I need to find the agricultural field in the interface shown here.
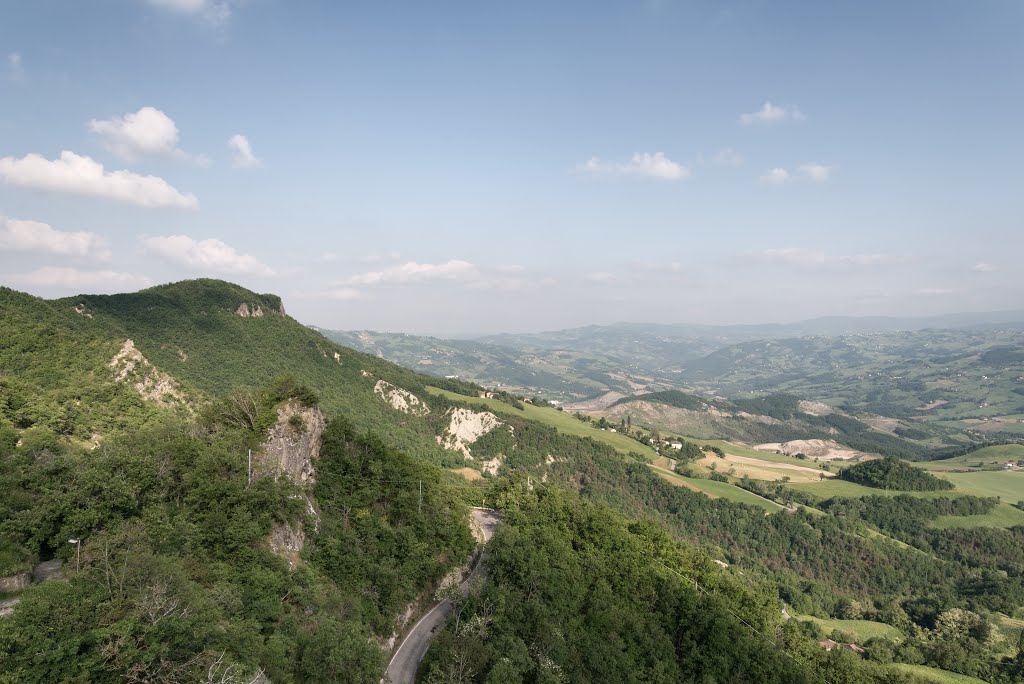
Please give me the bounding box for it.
[921,444,1024,471]
[936,470,1024,503]
[426,387,657,459]
[930,503,1024,529]
[669,438,1024,529]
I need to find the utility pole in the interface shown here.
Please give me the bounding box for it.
[247,449,252,486]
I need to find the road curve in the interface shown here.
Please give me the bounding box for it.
[383,508,499,684]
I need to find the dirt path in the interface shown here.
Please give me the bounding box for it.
[383,508,499,684]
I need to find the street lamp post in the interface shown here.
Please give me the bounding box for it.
[68,538,81,572]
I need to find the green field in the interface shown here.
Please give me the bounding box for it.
[936,470,1024,503]
[922,444,1024,471]
[786,479,965,501]
[651,467,787,512]
[931,502,1024,529]
[796,614,903,642]
[786,469,1024,528]
[888,664,990,684]
[426,387,658,459]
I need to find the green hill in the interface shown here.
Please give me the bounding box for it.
[2,280,1024,683]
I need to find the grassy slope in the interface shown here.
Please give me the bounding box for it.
[921,444,1024,471]
[425,387,657,458]
[796,614,904,642]
[887,664,990,684]
[930,503,1024,529]
[649,464,787,512]
[936,470,1024,502]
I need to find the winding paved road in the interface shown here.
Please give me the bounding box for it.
[383,508,499,684]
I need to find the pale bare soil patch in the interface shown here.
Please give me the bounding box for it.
[699,454,831,483]
[562,391,630,411]
[450,467,483,481]
[916,399,948,411]
[755,439,871,461]
[798,400,834,416]
[653,468,709,495]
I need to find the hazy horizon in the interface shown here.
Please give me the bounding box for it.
[2,2,1022,334]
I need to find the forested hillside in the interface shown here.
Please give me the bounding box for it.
[2,281,1023,683]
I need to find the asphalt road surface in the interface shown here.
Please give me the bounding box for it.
[383,508,499,684]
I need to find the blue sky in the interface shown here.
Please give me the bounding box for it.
[1,0,1021,334]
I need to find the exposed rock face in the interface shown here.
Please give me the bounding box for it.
[436,407,503,459]
[0,597,19,618]
[254,400,326,484]
[0,572,31,593]
[373,380,430,416]
[235,302,265,318]
[268,522,305,570]
[72,303,93,318]
[109,340,190,409]
[255,400,326,567]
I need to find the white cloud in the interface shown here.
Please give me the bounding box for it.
[972,262,997,272]
[577,152,691,180]
[0,151,198,209]
[915,287,954,296]
[7,52,24,82]
[315,252,339,263]
[88,106,199,163]
[799,162,831,182]
[342,260,478,286]
[496,264,526,274]
[327,287,362,300]
[761,163,832,185]
[740,101,806,125]
[228,134,261,168]
[9,266,151,291]
[145,0,233,26]
[751,248,906,269]
[142,235,275,276]
[711,147,744,167]
[760,168,790,185]
[0,215,111,259]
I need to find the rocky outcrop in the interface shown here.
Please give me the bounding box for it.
[373,380,430,416]
[436,407,503,459]
[236,302,265,318]
[0,597,19,618]
[72,303,93,318]
[0,572,31,593]
[255,401,326,567]
[268,522,305,570]
[109,340,190,409]
[254,400,326,484]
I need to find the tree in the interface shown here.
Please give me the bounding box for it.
[299,619,382,684]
